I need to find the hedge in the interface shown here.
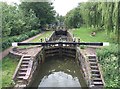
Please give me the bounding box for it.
[2,30,40,50]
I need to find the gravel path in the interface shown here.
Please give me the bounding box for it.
[83,47,96,55]
[0,32,44,60]
[80,46,99,57]
[11,47,42,57]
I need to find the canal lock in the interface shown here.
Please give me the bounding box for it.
[12,30,104,89]
[25,30,88,88]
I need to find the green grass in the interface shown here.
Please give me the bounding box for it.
[0,55,19,88]
[30,31,53,42]
[1,28,115,88]
[72,27,108,42]
[96,44,119,87]
[18,31,53,49]
[1,31,53,87]
[73,27,119,87]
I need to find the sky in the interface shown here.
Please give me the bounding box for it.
[52,0,88,16]
[1,0,88,16]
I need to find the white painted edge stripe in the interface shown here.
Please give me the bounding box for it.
[103,42,109,46]
[12,42,18,47]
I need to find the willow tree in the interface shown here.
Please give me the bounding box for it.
[65,1,119,42]
[78,3,93,27]
[99,2,119,41]
[79,2,119,39]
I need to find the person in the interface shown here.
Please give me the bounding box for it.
[91,31,96,36]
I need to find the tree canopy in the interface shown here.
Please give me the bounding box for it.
[1,2,39,37]
[64,1,120,42]
[1,2,56,37]
[19,2,56,27]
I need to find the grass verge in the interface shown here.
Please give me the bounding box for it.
[1,31,53,87]
[72,27,119,87]
[30,31,53,42]
[97,44,119,87]
[72,27,108,42]
[1,55,19,87]
[18,31,53,49]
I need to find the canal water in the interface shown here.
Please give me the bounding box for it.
[30,56,87,88]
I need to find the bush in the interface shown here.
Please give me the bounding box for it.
[31,30,38,34]
[96,43,119,87]
[19,34,29,41]
[24,30,39,38]
[2,30,40,50]
[97,43,118,60]
[80,45,86,49]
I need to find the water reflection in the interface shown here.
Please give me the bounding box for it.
[38,71,81,87]
[31,57,87,88]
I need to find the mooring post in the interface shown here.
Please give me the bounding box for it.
[73,38,76,47]
[40,38,42,42]
[45,37,49,42]
[73,38,76,42]
[78,38,80,46]
[45,38,49,47]
[78,38,80,43]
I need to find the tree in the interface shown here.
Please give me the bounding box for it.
[2,2,13,37]
[1,2,39,36]
[10,8,39,36]
[65,1,119,42]
[64,7,83,28]
[56,14,65,26]
[19,2,56,28]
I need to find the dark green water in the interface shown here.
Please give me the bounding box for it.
[30,56,87,88]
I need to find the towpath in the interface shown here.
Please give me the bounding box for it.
[0,32,44,60]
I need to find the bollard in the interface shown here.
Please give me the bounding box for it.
[73,38,76,42]
[78,38,80,43]
[45,38,49,42]
[40,38,42,42]
[78,38,80,46]
[73,38,76,47]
